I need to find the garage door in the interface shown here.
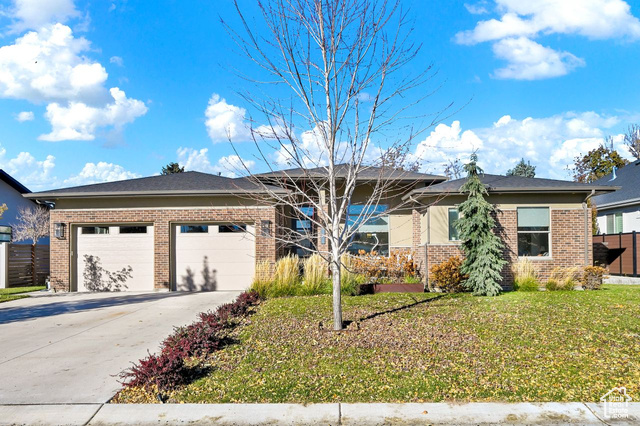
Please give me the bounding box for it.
[173,224,255,291]
[75,225,154,292]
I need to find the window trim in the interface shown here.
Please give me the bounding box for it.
[448,208,460,241]
[179,224,209,234]
[81,226,110,235]
[517,207,552,259]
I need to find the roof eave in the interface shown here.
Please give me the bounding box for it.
[24,189,287,200]
[404,186,618,201]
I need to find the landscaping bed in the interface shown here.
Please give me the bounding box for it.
[0,286,45,303]
[167,285,640,403]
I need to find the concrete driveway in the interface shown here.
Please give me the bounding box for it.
[0,291,240,404]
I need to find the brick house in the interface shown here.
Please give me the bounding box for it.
[25,167,616,292]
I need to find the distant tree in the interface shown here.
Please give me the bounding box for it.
[12,206,50,285]
[0,204,6,219]
[573,140,628,183]
[443,159,463,180]
[162,162,184,175]
[506,158,536,178]
[455,154,506,297]
[624,124,640,160]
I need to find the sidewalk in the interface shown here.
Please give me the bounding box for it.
[1,402,638,425]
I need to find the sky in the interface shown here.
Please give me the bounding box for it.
[0,0,639,191]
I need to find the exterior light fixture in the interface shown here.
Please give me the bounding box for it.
[260,220,271,237]
[54,223,66,239]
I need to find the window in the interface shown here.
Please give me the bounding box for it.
[119,226,147,234]
[81,226,109,235]
[606,213,623,234]
[291,207,315,257]
[0,225,11,242]
[448,208,459,241]
[517,207,550,257]
[219,224,246,233]
[180,225,208,233]
[346,204,389,256]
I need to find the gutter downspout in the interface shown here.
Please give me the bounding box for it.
[583,189,596,266]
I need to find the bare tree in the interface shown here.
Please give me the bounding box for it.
[443,159,463,180]
[224,0,449,330]
[12,206,50,285]
[624,124,640,160]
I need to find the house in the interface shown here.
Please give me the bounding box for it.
[592,161,640,234]
[0,170,50,288]
[25,167,615,292]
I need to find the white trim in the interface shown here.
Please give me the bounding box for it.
[55,206,274,212]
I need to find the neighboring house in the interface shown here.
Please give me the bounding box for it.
[592,161,640,234]
[0,170,50,288]
[25,167,615,292]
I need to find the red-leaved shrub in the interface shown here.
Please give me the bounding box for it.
[119,291,262,392]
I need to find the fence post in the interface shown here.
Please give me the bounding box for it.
[634,231,637,277]
[620,233,623,275]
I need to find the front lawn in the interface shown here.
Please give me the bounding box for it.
[174,285,640,403]
[0,286,46,303]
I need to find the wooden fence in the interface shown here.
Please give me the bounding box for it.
[7,244,50,287]
[593,232,640,276]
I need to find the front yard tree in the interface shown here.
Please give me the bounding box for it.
[456,154,505,296]
[227,0,444,330]
[13,206,50,285]
[506,158,536,178]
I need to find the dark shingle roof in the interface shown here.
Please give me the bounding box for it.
[25,171,287,199]
[592,161,640,209]
[406,174,617,199]
[255,164,445,182]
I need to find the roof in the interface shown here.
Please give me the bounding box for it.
[25,171,287,199]
[255,164,446,182]
[0,169,31,194]
[592,161,640,209]
[405,173,618,199]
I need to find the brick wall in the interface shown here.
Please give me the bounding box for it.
[425,208,591,289]
[49,207,277,292]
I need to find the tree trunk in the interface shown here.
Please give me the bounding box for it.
[31,243,37,286]
[331,257,342,331]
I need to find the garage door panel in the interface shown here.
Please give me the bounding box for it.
[174,224,255,291]
[76,225,154,292]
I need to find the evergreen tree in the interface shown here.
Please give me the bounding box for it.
[506,158,536,178]
[455,154,506,296]
[162,162,185,175]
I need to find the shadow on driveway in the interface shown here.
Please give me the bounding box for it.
[0,292,194,325]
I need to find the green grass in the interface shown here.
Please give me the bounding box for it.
[0,286,45,303]
[173,285,640,403]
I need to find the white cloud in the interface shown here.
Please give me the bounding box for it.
[7,0,80,33]
[204,94,251,143]
[63,161,140,186]
[15,110,34,122]
[0,20,146,140]
[464,2,490,15]
[39,87,147,141]
[414,111,633,179]
[177,147,255,177]
[109,56,123,67]
[492,37,585,80]
[0,146,56,190]
[457,0,640,79]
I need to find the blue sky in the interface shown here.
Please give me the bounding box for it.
[0,0,639,191]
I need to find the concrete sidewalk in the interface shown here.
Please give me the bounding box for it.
[0,402,638,425]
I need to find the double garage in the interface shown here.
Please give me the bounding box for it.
[74,223,256,292]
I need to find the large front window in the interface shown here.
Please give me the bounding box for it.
[347,204,389,256]
[291,206,315,257]
[517,207,550,257]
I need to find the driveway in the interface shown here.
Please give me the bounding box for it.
[0,291,240,404]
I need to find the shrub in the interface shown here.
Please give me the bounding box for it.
[340,254,367,295]
[546,267,579,291]
[404,274,422,284]
[120,291,261,393]
[250,261,274,299]
[512,258,540,291]
[429,256,467,293]
[582,266,605,290]
[350,250,419,282]
[300,254,329,296]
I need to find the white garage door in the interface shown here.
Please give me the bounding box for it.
[76,225,154,292]
[173,224,255,291]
